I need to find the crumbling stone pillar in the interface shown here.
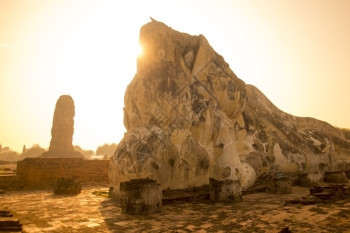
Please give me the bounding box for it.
[120,179,162,215]
[209,178,242,202]
[40,95,83,158]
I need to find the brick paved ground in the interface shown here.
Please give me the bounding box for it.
[1,186,350,232]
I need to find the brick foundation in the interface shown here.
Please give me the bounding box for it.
[0,174,21,190]
[16,158,109,188]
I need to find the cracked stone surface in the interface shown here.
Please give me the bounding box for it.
[2,186,350,232]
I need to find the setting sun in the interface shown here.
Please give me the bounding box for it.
[136,43,143,57]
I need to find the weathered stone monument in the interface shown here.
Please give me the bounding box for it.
[41,95,83,158]
[109,19,247,201]
[109,20,350,201]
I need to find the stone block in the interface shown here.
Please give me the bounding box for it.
[54,177,81,195]
[275,177,292,194]
[324,171,348,183]
[120,179,161,215]
[265,173,292,194]
[345,171,350,179]
[209,178,242,202]
[0,210,22,232]
[296,172,323,187]
[0,218,22,232]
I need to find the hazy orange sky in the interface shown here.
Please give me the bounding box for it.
[1,0,350,152]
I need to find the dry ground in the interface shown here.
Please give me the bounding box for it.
[1,186,350,232]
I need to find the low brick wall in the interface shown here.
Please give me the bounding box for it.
[0,174,20,190]
[17,158,109,188]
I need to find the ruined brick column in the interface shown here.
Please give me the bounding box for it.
[40,95,83,158]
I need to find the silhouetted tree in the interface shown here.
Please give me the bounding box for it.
[0,146,20,161]
[96,143,118,158]
[73,145,94,158]
[21,144,46,158]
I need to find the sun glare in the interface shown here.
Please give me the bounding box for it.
[136,43,143,57]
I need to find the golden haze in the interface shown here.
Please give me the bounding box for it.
[0,0,350,152]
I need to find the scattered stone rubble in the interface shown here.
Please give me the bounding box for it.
[0,210,22,232]
[287,184,350,205]
[115,171,350,215]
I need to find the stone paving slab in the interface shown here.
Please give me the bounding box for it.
[1,186,350,232]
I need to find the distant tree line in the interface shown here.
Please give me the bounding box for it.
[73,145,94,158]
[95,143,118,158]
[0,144,45,161]
[0,145,20,161]
[0,142,118,161]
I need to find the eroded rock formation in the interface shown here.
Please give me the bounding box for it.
[109,20,350,194]
[41,95,83,158]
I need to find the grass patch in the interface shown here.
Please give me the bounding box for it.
[92,191,109,197]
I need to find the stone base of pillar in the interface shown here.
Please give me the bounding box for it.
[209,178,242,202]
[296,172,323,187]
[345,171,350,179]
[120,179,162,215]
[324,171,348,183]
[265,173,292,194]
